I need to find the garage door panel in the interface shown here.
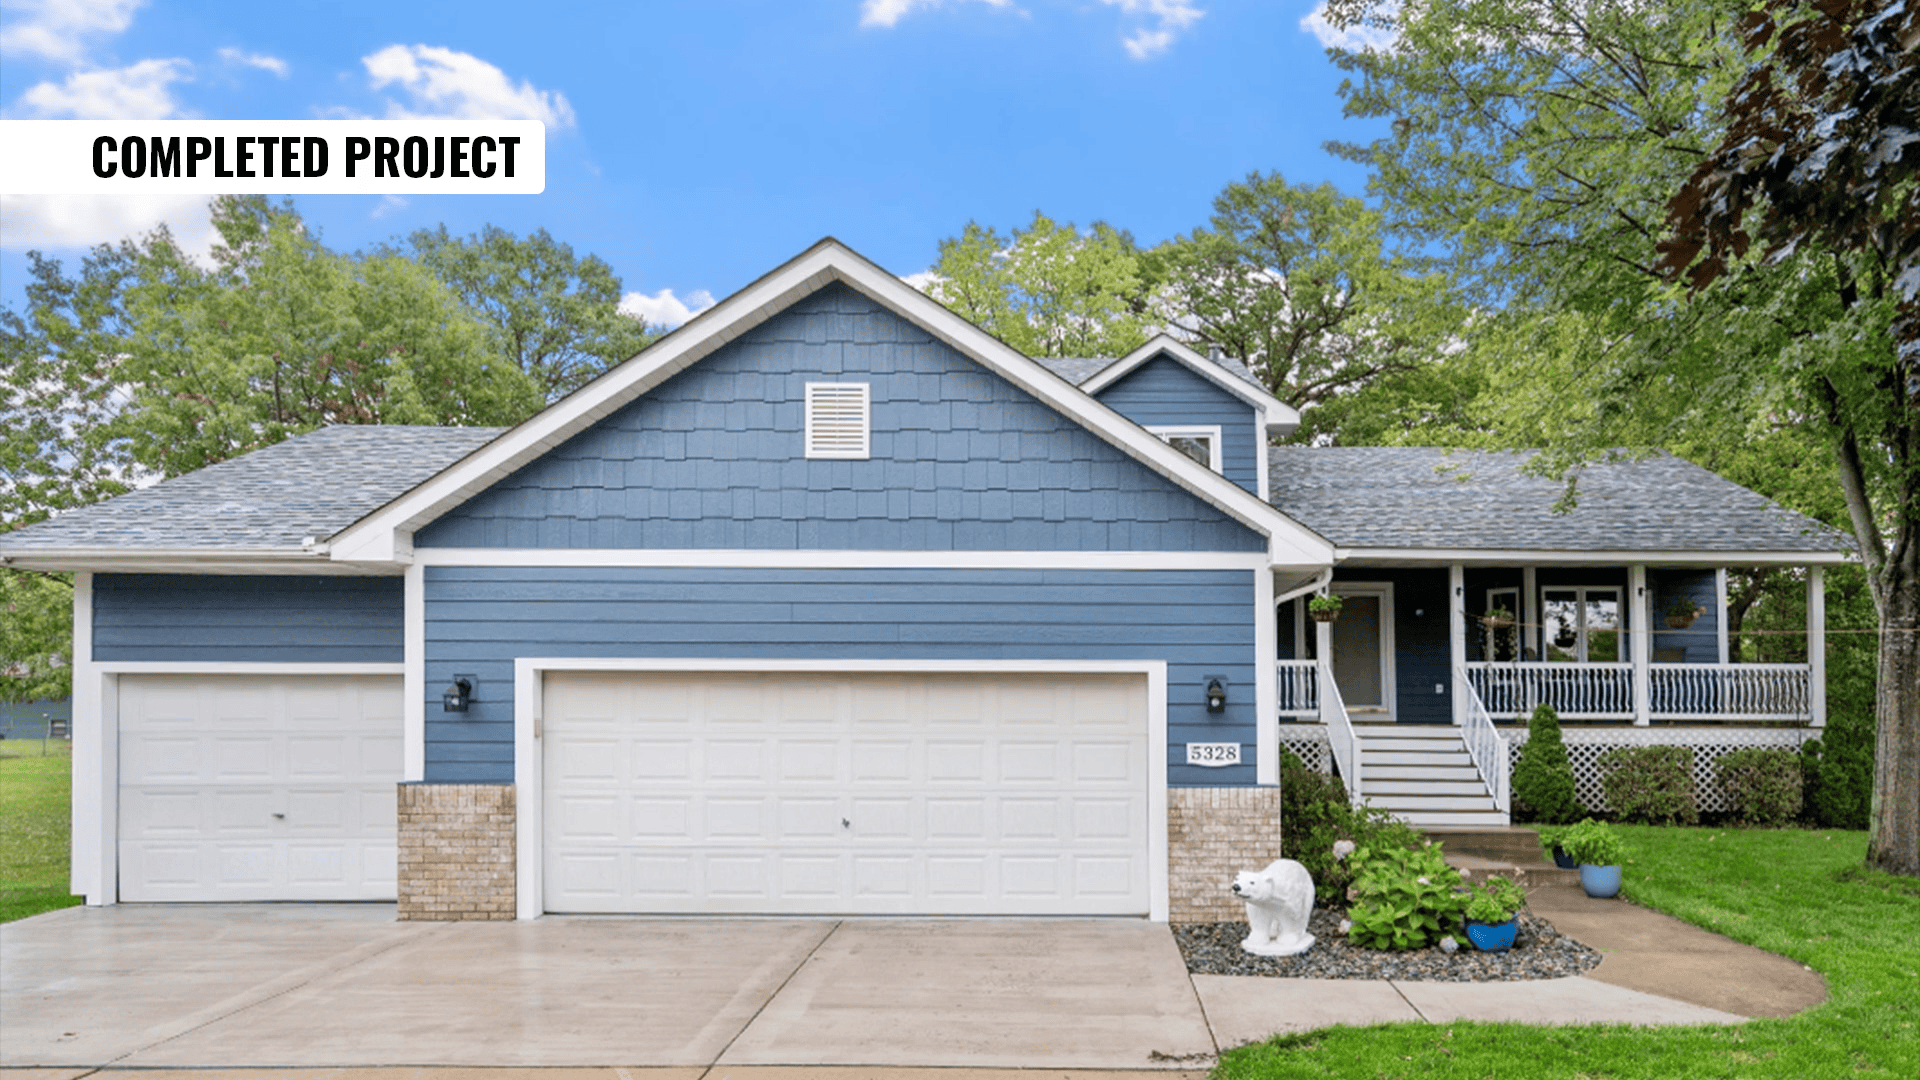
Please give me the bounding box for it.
[544,671,1147,915]
[117,674,401,902]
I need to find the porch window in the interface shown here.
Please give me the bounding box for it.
[1542,588,1622,662]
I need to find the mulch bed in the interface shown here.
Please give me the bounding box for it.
[1175,908,1602,982]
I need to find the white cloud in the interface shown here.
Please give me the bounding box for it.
[8,57,191,119]
[0,0,144,63]
[361,45,576,128]
[1102,0,1204,60]
[619,287,715,330]
[1300,1,1398,52]
[370,194,409,218]
[0,194,217,256]
[900,270,941,291]
[859,0,1010,29]
[217,47,289,77]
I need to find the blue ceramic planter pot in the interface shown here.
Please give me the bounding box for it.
[1580,863,1623,898]
[1464,917,1519,952]
[1552,845,1578,870]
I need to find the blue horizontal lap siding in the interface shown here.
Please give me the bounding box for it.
[92,574,403,662]
[1651,570,1720,664]
[415,283,1261,553]
[423,566,1259,787]
[1093,356,1261,495]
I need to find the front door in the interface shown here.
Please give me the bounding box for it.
[1330,584,1395,722]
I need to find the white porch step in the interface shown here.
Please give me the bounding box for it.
[1360,750,1474,767]
[1366,780,1489,796]
[1367,764,1482,782]
[1367,795,1500,812]
[1352,726,1459,738]
[1362,737,1472,752]
[1392,810,1513,827]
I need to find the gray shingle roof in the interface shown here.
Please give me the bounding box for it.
[1038,352,1270,394]
[0,426,503,552]
[1266,447,1854,554]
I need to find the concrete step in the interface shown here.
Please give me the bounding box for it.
[1366,765,1482,781]
[1359,750,1474,766]
[1388,810,1513,827]
[1365,780,1490,796]
[1367,794,1501,812]
[1443,853,1582,889]
[1423,827,1553,863]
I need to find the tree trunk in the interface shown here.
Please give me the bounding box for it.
[1868,573,1919,875]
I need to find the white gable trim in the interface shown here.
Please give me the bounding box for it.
[1081,335,1301,439]
[326,239,1333,569]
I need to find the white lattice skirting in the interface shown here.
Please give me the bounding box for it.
[1507,727,1816,814]
[1275,723,1814,815]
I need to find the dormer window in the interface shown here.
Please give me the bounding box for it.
[805,382,870,459]
[1147,425,1222,472]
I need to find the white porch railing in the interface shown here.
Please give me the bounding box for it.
[1466,662,1635,718]
[1318,661,1363,809]
[1649,663,1810,720]
[1456,664,1510,812]
[1464,661,1812,722]
[1275,659,1318,717]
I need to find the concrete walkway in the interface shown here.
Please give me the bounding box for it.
[0,886,1825,1073]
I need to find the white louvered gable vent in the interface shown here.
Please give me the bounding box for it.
[805,382,871,459]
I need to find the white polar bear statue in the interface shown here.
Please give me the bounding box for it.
[1230,859,1316,957]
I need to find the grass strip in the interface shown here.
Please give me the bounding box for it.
[0,744,83,923]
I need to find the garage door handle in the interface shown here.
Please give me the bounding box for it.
[273,813,286,819]
[841,818,850,829]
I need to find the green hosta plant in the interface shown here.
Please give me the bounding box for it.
[1562,818,1626,867]
[1344,841,1468,950]
[1463,875,1527,924]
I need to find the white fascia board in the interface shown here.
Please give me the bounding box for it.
[328,239,1333,570]
[1082,335,1302,434]
[92,661,405,675]
[0,550,391,575]
[1335,547,1857,567]
[413,548,1273,570]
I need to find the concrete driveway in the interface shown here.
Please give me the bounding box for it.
[1,905,1218,1071]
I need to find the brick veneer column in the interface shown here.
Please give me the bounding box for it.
[1166,787,1285,923]
[396,783,515,921]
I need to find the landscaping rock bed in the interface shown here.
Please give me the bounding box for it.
[1175,908,1602,982]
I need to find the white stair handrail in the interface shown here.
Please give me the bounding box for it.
[1318,660,1363,809]
[1456,663,1510,812]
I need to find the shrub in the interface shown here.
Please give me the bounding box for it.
[1801,711,1873,829]
[1345,841,1468,950]
[1279,750,1422,905]
[1598,745,1699,825]
[1561,818,1627,866]
[1511,704,1583,824]
[1463,875,1527,924]
[1716,747,1804,826]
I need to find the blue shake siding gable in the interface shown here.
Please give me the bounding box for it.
[1092,355,1263,495]
[92,574,403,662]
[414,283,1263,553]
[421,565,1260,787]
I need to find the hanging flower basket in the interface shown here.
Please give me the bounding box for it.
[1308,595,1343,623]
[1665,615,1699,630]
[1483,607,1516,630]
[1665,601,1705,630]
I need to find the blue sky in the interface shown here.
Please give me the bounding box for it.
[1,0,1384,325]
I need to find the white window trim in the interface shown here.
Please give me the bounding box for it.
[1540,585,1625,663]
[1330,581,1397,721]
[1485,586,1520,661]
[803,381,871,460]
[514,656,1169,923]
[1146,425,1223,472]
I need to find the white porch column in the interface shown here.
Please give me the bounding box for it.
[1522,566,1539,662]
[1449,563,1466,725]
[1630,564,1651,726]
[70,572,114,905]
[1809,566,1827,728]
[1715,568,1731,665]
[1255,568,1279,785]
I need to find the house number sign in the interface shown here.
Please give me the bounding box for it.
[1186,742,1241,767]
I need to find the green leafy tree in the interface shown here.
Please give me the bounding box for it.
[401,224,658,400]
[923,213,1150,358]
[1146,171,1466,426]
[0,572,71,703]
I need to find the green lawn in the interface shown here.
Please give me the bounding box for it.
[1217,826,1919,1079]
[0,742,82,923]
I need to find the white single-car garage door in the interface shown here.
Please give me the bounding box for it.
[542,670,1150,915]
[118,673,402,902]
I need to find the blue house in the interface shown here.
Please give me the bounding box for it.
[0,239,1851,923]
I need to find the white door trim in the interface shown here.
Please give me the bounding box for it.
[71,660,406,906]
[1330,582,1397,723]
[514,657,1170,922]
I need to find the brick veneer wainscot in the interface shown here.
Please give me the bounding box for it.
[1167,786,1285,923]
[397,783,515,921]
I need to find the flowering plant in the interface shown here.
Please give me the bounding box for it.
[1343,842,1468,951]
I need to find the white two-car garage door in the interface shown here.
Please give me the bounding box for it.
[117,674,402,902]
[542,671,1150,915]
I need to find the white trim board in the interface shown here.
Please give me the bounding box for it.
[513,656,1171,923]
[1082,335,1301,438]
[325,239,1334,569]
[1330,581,1397,722]
[411,548,1281,570]
[1336,548,1854,566]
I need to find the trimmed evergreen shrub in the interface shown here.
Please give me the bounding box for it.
[1801,710,1873,829]
[1279,749,1422,905]
[1511,703,1583,824]
[1716,747,1804,826]
[1598,745,1699,825]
